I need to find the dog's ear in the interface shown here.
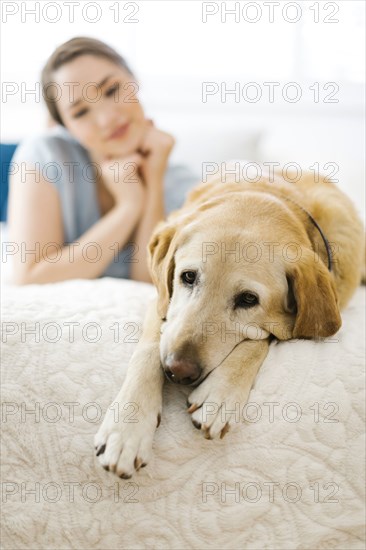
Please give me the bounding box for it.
[286,248,342,339]
[148,221,177,319]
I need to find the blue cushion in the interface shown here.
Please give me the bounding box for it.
[1,143,18,222]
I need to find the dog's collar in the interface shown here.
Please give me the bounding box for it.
[277,194,333,272]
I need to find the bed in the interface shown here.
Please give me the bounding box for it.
[1,276,365,549]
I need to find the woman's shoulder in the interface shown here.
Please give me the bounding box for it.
[12,125,87,166]
[165,163,200,188]
[164,163,201,214]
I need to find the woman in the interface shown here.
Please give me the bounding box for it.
[7,37,198,284]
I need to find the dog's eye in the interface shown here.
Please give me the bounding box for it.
[181,271,197,285]
[234,292,259,309]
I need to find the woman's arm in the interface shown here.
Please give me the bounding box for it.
[7,167,142,284]
[130,123,175,283]
[129,177,165,283]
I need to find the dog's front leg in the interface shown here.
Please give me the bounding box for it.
[94,297,164,478]
[187,339,269,439]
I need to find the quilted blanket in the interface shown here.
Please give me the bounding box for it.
[1,277,365,550]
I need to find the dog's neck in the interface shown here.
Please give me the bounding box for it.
[277,193,333,272]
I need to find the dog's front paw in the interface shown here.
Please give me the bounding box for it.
[94,395,161,478]
[187,371,250,440]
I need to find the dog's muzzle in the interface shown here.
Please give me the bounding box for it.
[163,353,202,385]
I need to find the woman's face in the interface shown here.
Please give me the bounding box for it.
[54,54,147,160]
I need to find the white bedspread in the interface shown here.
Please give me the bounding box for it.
[1,278,365,550]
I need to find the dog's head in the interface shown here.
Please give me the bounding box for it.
[148,194,341,386]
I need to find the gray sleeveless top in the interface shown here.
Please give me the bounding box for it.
[12,125,199,279]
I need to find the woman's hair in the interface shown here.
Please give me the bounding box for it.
[41,36,135,126]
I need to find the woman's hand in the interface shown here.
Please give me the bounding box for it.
[138,120,175,187]
[100,153,146,212]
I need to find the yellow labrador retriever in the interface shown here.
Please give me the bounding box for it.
[95,166,365,478]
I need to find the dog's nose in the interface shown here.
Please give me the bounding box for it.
[164,353,202,385]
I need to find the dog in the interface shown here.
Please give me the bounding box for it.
[95,163,365,478]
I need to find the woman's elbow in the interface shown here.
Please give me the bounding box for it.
[11,265,45,285]
[11,270,33,286]
[130,267,153,284]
